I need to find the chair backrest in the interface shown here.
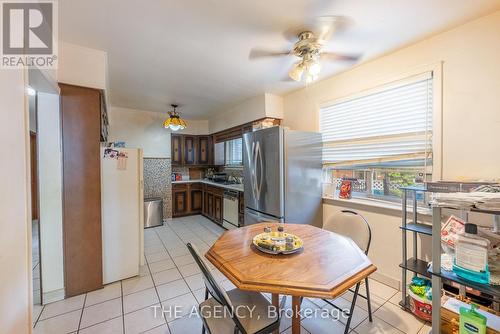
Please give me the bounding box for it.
[186,243,233,309]
[187,243,249,333]
[323,210,372,254]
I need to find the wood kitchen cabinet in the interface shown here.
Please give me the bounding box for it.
[172,182,205,217]
[183,136,197,165]
[214,194,223,224]
[198,136,210,165]
[190,183,203,213]
[238,191,245,226]
[177,182,244,226]
[170,134,213,166]
[202,184,224,225]
[172,184,188,217]
[171,134,183,166]
[60,83,104,297]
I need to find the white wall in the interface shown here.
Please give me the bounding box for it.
[208,93,283,133]
[0,70,32,333]
[108,106,209,158]
[37,92,65,302]
[283,11,500,285]
[58,42,108,90]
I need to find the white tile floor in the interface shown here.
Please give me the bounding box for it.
[33,215,430,334]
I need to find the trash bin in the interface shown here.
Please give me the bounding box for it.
[144,197,163,228]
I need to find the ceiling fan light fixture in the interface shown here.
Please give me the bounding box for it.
[307,61,321,76]
[288,62,305,82]
[305,73,318,84]
[163,104,187,131]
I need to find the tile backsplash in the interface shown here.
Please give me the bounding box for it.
[143,158,172,218]
[221,167,243,179]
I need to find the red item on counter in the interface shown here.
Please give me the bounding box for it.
[339,180,352,199]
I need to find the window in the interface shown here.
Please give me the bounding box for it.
[320,73,433,202]
[225,138,243,166]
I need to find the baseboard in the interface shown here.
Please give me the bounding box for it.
[42,288,65,304]
[370,272,400,290]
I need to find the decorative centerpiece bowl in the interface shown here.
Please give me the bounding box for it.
[252,231,304,255]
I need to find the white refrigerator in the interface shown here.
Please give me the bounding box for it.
[101,147,144,284]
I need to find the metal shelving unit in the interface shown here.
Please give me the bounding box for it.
[430,205,500,333]
[400,185,432,311]
[400,184,500,333]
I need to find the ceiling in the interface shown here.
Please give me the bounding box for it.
[59,0,500,118]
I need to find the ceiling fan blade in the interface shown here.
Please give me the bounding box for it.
[321,52,362,62]
[315,16,350,43]
[249,48,290,59]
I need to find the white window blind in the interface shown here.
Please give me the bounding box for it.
[320,73,433,168]
[225,138,243,166]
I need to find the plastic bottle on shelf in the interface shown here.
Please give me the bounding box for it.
[459,304,487,334]
[453,223,491,284]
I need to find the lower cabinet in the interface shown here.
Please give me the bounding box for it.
[172,183,201,217]
[202,185,224,225]
[214,194,222,224]
[173,182,243,226]
[238,192,244,226]
[190,188,203,213]
[173,185,188,217]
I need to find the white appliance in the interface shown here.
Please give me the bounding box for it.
[101,147,144,284]
[223,190,239,229]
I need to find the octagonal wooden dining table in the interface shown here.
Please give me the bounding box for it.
[205,222,377,334]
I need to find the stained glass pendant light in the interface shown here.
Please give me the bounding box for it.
[163,104,187,131]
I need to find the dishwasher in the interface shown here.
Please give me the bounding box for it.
[222,190,239,229]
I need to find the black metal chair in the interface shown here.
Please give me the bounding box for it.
[322,209,373,334]
[187,243,285,334]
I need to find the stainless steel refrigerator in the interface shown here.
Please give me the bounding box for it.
[243,126,323,227]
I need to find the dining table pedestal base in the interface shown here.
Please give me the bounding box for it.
[272,294,280,334]
[291,296,301,334]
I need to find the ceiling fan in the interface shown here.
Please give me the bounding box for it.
[249,16,361,83]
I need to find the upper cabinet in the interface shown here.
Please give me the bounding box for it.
[171,134,218,166]
[183,136,197,165]
[171,134,183,166]
[170,118,281,166]
[198,136,210,165]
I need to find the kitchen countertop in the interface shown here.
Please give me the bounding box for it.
[172,179,244,192]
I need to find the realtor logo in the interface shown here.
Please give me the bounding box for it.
[1,0,57,68]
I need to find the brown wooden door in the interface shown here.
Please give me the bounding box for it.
[190,189,202,213]
[171,135,183,166]
[60,83,103,297]
[202,189,208,216]
[207,193,214,218]
[30,132,39,220]
[183,136,196,165]
[173,190,188,216]
[197,136,210,165]
[214,195,223,224]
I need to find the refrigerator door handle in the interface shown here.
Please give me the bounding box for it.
[255,142,264,201]
[250,142,255,198]
[250,141,263,201]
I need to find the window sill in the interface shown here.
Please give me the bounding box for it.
[322,196,432,217]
